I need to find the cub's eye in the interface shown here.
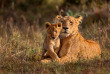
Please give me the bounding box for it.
[70,21,73,25]
[50,31,52,34]
[55,30,57,33]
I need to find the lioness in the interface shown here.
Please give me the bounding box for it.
[56,15,101,64]
[41,22,62,62]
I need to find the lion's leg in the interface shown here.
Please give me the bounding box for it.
[59,56,78,64]
[59,56,70,64]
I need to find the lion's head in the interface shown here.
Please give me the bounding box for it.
[56,15,82,38]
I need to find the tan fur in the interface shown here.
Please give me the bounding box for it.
[41,22,62,63]
[58,15,101,64]
[41,15,101,64]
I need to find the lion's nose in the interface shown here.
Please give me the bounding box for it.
[52,37,55,39]
[63,27,68,30]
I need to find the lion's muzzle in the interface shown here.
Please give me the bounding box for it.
[62,27,69,33]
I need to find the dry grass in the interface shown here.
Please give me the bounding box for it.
[0,16,109,73]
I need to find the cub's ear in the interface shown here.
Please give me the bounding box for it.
[56,15,62,19]
[45,22,51,29]
[57,23,62,28]
[76,15,83,23]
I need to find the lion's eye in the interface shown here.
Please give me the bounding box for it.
[55,30,57,33]
[70,21,73,25]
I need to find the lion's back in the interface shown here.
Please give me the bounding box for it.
[79,39,101,60]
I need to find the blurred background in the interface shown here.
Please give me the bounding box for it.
[0,0,110,73]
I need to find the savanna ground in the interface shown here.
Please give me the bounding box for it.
[0,0,110,73]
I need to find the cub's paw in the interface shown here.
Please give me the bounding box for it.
[41,59,52,63]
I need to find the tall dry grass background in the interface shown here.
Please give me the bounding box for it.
[0,0,110,73]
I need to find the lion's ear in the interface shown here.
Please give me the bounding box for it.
[45,22,51,29]
[57,23,62,28]
[54,15,63,24]
[76,15,83,23]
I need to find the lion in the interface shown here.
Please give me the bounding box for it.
[41,22,62,62]
[56,15,101,64]
[41,15,101,64]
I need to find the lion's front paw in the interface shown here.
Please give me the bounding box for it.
[53,58,60,62]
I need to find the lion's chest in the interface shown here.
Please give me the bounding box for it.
[59,39,71,57]
[59,36,80,57]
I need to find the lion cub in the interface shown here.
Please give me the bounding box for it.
[42,22,62,61]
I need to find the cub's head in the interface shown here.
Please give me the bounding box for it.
[45,22,62,39]
[56,15,82,37]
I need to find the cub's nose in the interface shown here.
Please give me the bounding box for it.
[52,37,55,39]
[63,27,68,30]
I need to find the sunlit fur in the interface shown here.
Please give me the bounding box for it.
[41,15,101,64]
[57,15,101,64]
[41,22,62,63]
